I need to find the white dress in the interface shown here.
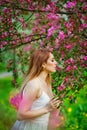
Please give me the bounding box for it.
[11,91,50,130]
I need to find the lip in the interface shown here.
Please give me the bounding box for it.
[55,66,57,69]
[54,67,56,70]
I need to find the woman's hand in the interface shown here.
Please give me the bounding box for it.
[46,97,61,112]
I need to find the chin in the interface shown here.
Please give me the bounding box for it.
[47,69,56,73]
[53,70,56,72]
[51,69,56,73]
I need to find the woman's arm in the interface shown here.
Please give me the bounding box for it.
[17,80,49,120]
[17,80,60,120]
[17,106,49,120]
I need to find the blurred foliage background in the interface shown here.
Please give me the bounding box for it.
[0,0,87,130]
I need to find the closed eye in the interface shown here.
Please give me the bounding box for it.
[51,59,55,62]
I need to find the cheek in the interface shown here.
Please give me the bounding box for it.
[46,62,55,69]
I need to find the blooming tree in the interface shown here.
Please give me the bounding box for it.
[0,0,87,94]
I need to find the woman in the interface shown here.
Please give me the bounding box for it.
[11,48,61,130]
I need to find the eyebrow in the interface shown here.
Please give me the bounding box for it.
[51,57,55,59]
[52,56,55,58]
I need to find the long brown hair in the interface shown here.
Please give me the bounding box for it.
[20,48,52,91]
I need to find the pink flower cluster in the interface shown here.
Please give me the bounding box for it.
[58,31,66,40]
[45,4,51,11]
[47,13,60,21]
[48,26,56,37]
[25,45,31,51]
[65,58,75,65]
[58,85,66,91]
[19,0,31,3]
[65,58,77,72]
[0,41,8,47]
[81,23,87,29]
[83,5,87,10]
[66,65,77,72]
[10,92,22,109]
[65,44,72,50]
[83,56,87,61]
[1,32,8,38]
[66,1,76,8]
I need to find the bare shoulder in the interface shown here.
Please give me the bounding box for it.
[24,78,40,93]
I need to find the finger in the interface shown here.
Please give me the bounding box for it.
[51,96,56,100]
[57,105,60,109]
[53,102,60,107]
[50,103,54,109]
[55,102,60,108]
[52,102,61,108]
[52,99,60,104]
[51,97,59,101]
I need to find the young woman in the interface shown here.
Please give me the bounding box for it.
[11,48,61,130]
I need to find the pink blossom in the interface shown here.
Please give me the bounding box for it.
[25,36,31,42]
[49,47,54,51]
[64,22,72,28]
[55,44,59,49]
[27,0,31,3]
[83,56,87,61]
[67,31,72,36]
[73,65,77,70]
[2,32,8,38]
[19,0,24,2]
[55,38,59,49]
[10,93,22,109]
[70,58,75,64]
[58,31,66,40]
[40,41,44,46]
[56,65,62,71]
[81,15,87,21]
[66,65,71,72]
[65,44,72,49]
[47,13,57,20]
[58,85,65,91]
[81,64,85,68]
[10,27,14,31]
[45,5,51,11]
[0,45,3,48]
[3,8,8,13]
[25,45,31,51]
[12,41,16,45]
[64,77,69,82]
[66,1,76,8]
[61,51,65,59]
[32,27,37,32]
[50,2,56,13]
[0,16,2,21]
[81,23,87,29]
[47,13,60,21]
[65,58,75,65]
[40,28,46,34]
[18,17,24,23]
[4,0,9,2]
[47,26,55,37]
[83,5,87,10]
[9,18,12,23]
[2,41,8,45]
[80,0,85,2]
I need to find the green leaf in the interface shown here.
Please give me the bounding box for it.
[83,70,87,77]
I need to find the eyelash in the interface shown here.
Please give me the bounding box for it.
[51,59,55,62]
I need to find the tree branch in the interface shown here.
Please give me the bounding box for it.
[0,35,46,53]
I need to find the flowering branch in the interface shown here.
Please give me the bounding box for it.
[0,35,46,53]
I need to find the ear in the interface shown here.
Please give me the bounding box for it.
[42,63,46,68]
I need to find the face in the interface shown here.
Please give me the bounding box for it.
[43,53,57,73]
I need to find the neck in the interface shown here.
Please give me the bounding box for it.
[38,70,49,82]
